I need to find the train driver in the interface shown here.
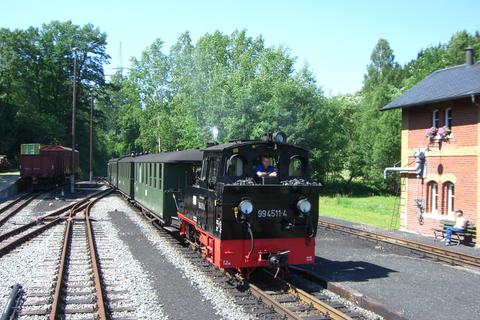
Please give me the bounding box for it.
[256,155,277,177]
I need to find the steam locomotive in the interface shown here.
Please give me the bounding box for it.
[107,132,320,271]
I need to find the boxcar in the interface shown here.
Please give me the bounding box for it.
[20,144,79,184]
[132,150,202,226]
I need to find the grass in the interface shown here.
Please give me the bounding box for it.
[319,195,400,230]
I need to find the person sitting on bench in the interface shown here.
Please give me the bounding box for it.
[442,210,467,245]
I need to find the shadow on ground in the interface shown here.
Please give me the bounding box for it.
[301,256,398,283]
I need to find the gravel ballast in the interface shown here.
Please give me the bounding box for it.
[0,224,64,307]
[91,198,168,320]
[96,195,253,320]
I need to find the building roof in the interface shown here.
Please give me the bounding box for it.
[381,62,480,110]
[132,150,203,163]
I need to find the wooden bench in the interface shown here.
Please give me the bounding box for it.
[433,220,476,246]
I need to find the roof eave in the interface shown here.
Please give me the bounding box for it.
[381,93,479,111]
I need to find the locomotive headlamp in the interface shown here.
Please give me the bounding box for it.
[239,200,254,216]
[272,131,287,144]
[297,199,311,214]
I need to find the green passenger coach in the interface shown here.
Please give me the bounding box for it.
[118,156,135,198]
[108,150,202,226]
[107,158,119,188]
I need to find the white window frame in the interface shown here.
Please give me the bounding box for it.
[447,182,455,217]
[431,182,438,214]
[432,109,439,128]
[445,108,452,129]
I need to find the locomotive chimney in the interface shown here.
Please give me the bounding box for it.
[466,47,474,66]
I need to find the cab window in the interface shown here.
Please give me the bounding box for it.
[226,155,246,177]
[255,155,279,172]
[207,157,219,187]
[289,156,305,176]
[200,158,208,181]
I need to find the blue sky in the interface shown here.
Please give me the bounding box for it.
[1,0,479,95]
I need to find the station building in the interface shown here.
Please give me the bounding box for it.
[382,48,480,244]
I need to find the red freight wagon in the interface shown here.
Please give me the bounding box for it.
[20,144,79,184]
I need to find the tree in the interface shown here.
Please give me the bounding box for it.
[0,21,109,176]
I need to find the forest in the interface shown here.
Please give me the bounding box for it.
[1,21,479,194]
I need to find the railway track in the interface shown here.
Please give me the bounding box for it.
[17,188,137,319]
[0,192,40,228]
[236,269,355,320]
[176,224,367,319]
[318,220,480,269]
[0,188,110,258]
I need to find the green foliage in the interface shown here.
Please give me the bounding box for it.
[0,21,109,176]
[113,30,340,182]
[2,22,480,190]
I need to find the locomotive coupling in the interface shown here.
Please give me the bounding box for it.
[268,250,290,268]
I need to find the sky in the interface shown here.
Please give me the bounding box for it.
[1,0,479,96]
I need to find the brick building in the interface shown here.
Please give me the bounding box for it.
[382,48,480,244]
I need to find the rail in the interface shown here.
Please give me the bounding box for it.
[235,269,353,320]
[49,189,112,320]
[318,220,480,269]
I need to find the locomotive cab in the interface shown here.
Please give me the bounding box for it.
[179,133,320,270]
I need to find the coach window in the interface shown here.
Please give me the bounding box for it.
[149,163,153,186]
[158,163,163,189]
[445,108,452,129]
[153,163,157,188]
[145,163,149,186]
[226,155,245,177]
[289,156,305,176]
[143,163,147,185]
[147,163,150,186]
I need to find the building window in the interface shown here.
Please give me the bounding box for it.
[445,108,452,129]
[432,110,439,128]
[427,181,438,214]
[444,182,455,215]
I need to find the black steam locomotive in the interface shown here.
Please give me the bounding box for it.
[108,132,321,271]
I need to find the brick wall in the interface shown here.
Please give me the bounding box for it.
[407,99,478,149]
[405,156,477,234]
[402,98,478,236]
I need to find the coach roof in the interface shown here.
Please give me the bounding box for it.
[132,150,203,163]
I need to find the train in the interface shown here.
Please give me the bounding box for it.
[107,132,321,272]
[20,144,80,185]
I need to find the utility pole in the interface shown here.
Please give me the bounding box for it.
[70,47,79,193]
[89,93,94,182]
